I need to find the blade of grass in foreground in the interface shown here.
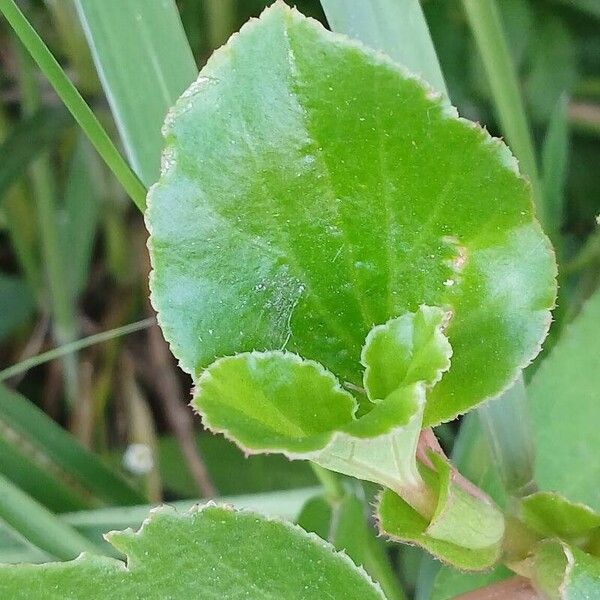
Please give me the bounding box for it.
[76,0,197,186]
[0,318,154,382]
[0,0,146,211]
[0,473,100,560]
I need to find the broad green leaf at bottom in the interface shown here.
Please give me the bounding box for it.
[0,504,385,599]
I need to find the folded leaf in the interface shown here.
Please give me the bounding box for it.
[147,1,556,426]
[0,504,385,599]
[378,455,504,570]
[362,305,452,401]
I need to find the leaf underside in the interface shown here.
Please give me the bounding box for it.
[147,1,556,426]
[0,505,384,599]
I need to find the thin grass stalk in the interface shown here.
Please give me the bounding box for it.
[0,0,147,211]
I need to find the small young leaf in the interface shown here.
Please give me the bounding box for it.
[361,305,452,401]
[520,492,600,540]
[193,350,357,454]
[532,540,600,600]
[147,1,556,426]
[0,505,385,599]
[378,455,504,570]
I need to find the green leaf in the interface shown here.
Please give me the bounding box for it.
[148,1,556,427]
[0,273,35,341]
[0,505,385,599]
[75,0,197,186]
[378,454,504,570]
[532,541,600,600]
[362,305,451,401]
[193,350,425,500]
[519,492,600,540]
[194,351,357,454]
[529,287,600,510]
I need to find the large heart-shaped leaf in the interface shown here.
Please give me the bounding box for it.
[0,504,384,599]
[147,1,556,425]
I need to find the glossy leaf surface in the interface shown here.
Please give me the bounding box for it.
[147,1,556,426]
[0,505,384,599]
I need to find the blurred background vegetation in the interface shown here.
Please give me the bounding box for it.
[0,0,598,595]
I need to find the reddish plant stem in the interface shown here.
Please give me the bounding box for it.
[417,428,496,505]
[454,576,540,600]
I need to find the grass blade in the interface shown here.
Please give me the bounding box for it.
[0,318,153,382]
[0,473,100,560]
[0,385,146,506]
[542,96,569,241]
[461,0,545,228]
[0,436,88,513]
[59,135,103,301]
[0,0,147,211]
[0,487,320,563]
[320,0,448,98]
[75,0,197,186]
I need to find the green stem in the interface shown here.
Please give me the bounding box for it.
[0,0,147,212]
[0,473,100,560]
[0,318,154,383]
[461,0,546,229]
[14,40,80,406]
[204,0,235,49]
